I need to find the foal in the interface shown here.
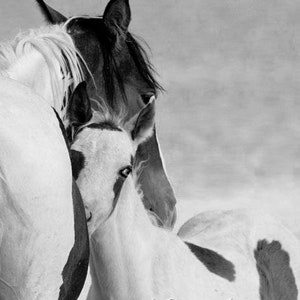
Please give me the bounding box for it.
[69,84,300,299]
[69,85,234,300]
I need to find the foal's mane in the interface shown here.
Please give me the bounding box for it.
[0,25,85,121]
[95,18,163,110]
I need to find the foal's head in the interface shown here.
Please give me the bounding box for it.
[69,83,155,234]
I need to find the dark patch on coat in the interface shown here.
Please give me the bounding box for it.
[70,150,85,180]
[52,108,70,151]
[185,242,236,282]
[51,109,89,299]
[87,121,121,132]
[254,239,298,300]
[58,180,90,300]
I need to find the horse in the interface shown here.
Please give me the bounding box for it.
[0,25,89,299]
[36,0,177,229]
[69,83,300,299]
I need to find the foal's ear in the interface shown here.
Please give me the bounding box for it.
[68,82,92,126]
[36,0,67,24]
[125,97,155,146]
[103,0,131,39]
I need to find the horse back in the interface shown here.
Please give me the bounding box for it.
[178,209,300,299]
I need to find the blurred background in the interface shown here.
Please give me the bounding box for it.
[1,0,300,236]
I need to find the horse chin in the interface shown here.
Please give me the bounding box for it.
[86,207,112,236]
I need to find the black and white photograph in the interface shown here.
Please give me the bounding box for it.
[0,0,299,299]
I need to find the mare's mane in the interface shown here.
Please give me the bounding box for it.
[0,25,85,121]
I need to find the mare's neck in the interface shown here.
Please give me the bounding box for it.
[88,178,156,300]
[7,49,59,110]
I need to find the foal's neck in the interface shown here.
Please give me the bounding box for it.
[89,178,155,300]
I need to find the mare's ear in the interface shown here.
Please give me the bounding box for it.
[36,0,67,24]
[103,0,131,41]
[125,97,155,146]
[68,82,92,126]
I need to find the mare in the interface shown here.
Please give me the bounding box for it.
[36,0,177,229]
[69,84,300,300]
[0,26,89,299]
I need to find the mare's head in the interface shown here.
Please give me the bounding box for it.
[37,0,159,112]
[36,0,177,229]
[69,82,155,234]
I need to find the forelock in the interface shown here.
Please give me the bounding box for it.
[74,125,132,157]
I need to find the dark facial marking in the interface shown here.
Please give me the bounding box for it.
[87,121,121,132]
[254,240,298,300]
[108,176,126,218]
[71,121,121,143]
[185,242,235,282]
[70,150,85,180]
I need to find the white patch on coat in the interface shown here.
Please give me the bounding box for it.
[0,77,75,299]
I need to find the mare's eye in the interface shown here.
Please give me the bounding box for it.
[119,166,132,178]
[141,93,155,105]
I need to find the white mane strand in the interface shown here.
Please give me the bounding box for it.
[0,25,86,121]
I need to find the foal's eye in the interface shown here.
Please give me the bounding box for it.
[119,166,132,178]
